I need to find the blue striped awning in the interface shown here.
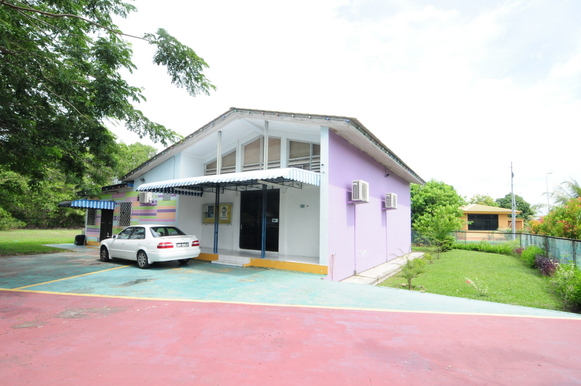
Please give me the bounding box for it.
[137,168,320,195]
[58,199,116,210]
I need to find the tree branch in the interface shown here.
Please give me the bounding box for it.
[0,0,146,41]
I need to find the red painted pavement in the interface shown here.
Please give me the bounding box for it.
[1,291,580,385]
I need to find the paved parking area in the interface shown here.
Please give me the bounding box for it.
[1,247,581,385]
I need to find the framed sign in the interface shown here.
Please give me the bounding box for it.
[203,203,232,224]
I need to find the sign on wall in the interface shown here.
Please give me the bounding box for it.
[203,203,232,224]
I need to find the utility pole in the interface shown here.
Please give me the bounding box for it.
[511,163,516,240]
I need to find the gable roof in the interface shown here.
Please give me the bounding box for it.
[121,107,425,185]
[461,204,521,214]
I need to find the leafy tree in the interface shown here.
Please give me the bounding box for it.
[114,143,158,180]
[0,0,215,185]
[528,198,581,240]
[0,170,84,228]
[467,194,498,207]
[411,180,465,225]
[413,205,465,254]
[0,142,158,228]
[495,194,535,219]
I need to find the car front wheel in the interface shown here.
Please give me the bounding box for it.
[100,247,109,262]
[136,251,150,269]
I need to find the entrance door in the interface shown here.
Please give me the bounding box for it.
[99,210,114,241]
[239,189,279,251]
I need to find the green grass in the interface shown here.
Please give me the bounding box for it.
[379,249,565,312]
[0,229,80,256]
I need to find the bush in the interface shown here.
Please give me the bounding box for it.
[452,241,517,256]
[401,257,427,290]
[551,264,581,311]
[535,255,559,276]
[0,207,25,231]
[521,245,545,268]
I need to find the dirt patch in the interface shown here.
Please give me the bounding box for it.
[114,278,154,287]
[58,306,126,319]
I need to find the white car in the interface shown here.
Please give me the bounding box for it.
[99,225,201,269]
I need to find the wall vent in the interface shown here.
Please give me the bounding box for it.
[351,180,369,203]
[384,193,398,209]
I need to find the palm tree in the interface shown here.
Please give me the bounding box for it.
[552,178,581,206]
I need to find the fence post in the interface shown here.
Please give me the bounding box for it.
[573,240,577,269]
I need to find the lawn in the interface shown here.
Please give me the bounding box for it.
[0,229,80,256]
[379,249,565,312]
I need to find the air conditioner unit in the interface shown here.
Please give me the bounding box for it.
[384,193,398,209]
[351,180,369,203]
[138,192,153,204]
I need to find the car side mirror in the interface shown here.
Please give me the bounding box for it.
[112,235,117,239]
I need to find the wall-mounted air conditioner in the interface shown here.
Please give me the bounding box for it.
[138,192,153,204]
[384,193,398,209]
[351,180,369,203]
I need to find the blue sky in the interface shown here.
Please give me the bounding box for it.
[114,0,581,214]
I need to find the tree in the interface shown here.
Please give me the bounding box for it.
[495,194,535,219]
[552,179,581,207]
[0,0,215,185]
[413,205,465,253]
[528,198,581,240]
[411,180,465,226]
[0,142,158,228]
[467,194,498,207]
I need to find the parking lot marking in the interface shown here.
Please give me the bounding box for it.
[12,265,128,290]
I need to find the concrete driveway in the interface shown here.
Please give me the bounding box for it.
[1,246,581,385]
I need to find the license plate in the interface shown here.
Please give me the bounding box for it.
[176,242,188,247]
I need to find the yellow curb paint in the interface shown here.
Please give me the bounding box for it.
[12,266,128,290]
[195,253,219,262]
[1,288,580,321]
[249,258,328,275]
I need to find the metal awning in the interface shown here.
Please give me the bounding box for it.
[58,199,116,210]
[136,168,320,195]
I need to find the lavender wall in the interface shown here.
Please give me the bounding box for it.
[326,131,411,281]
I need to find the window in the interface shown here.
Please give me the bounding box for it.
[87,209,96,226]
[242,137,281,171]
[119,202,132,227]
[468,214,499,231]
[205,150,237,175]
[243,138,261,171]
[288,141,320,171]
[129,227,145,239]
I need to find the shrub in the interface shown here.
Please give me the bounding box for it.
[453,241,517,256]
[513,247,524,256]
[551,264,581,311]
[535,255,559,276]
[0,207,25,231]
[520,245,545,268]
[401,257,427,290]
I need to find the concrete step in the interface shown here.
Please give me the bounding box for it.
[211,255,251,267]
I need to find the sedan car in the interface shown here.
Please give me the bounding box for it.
[99,225,201,269]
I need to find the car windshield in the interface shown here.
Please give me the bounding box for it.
[150,226,186,238]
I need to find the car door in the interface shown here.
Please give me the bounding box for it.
[123,227,146,260]
[109,227,134,259]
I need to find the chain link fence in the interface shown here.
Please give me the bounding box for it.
[450,231,580,268]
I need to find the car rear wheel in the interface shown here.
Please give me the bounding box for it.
[178,259,190,266]
[136,251,150,269]
[100,247,109,262]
